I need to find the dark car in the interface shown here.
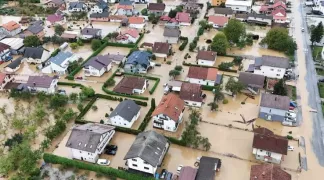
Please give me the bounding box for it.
[160,169,167,179]
[105,149,116,155]
[105,144,118,151]
[319,79,324,83]
[166,172,173,180]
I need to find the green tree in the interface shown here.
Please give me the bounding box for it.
[260,27,297,55]
[104,79,116,87]
[4,133,23,150]
[225,77,244,95]
[50,94,68,109]
[169,70,181,78]
[80,86,95,98]
[157,0,163,3]
[69,93,78,103]
[91,39,102,51]
[273,79,288,96]
[213,86,224,102]
[77,103,83,112]
[208,102,218,111]
[141,8,148,16]
[246,33,254,46]
[54,25,65,36]
[218,62,234,70]
[211,32,229,55]
[310,22,324,46]
[67,61,79,73]
[174,65,183,71]
[77,38,84,46]
[232,56,243,66]
[23,35,41,47]
[223,19,246,45]
[168,9,177,18]
[70,42,78,49]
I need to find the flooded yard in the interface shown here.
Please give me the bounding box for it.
[139,25,167,45]
[99,46,131,56]
[57,85,82,95]
[92,22,120,38]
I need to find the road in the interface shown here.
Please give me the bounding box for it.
[293,0,324,178]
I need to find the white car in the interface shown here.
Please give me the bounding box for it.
[97,159,110,166]
[288,146,294,151]
[288,110,296,113]
[301,28,305,32]
[285,117,296,122]
[176,165,183,174]
[286,112,296,118]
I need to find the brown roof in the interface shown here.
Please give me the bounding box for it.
[208,15,229,26]
[26,75,55,88]
[148,3,166,11]
[238,72,265,88]
[260,93,290,110]
[253,127,274,136]
[206,68,218,81]
[152,93,185,121]
[252,133,288,155]
[0,42,10,52]
[179,166,198,180]
[128,16,144,24]
[2,21,20,31]
[187,66,218,81]
[180,83,203,102]
[113,76,146,94]
[109,15,127,21]
[152,42,170,54]
[250,164,291,180]
[196,51,217,61]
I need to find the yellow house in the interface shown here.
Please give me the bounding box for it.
[211,0,226,6]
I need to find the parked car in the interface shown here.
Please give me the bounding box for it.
[160,169,167,179]
[105,149,116,155]
[288,146,294,151]
[301,28,305,32]
[76,76,83,80]
[285,117,296,122]
[319,79,324,83]
[286,112,296,118]
[97,159,110,166]
[166,172,173,180]
[289,106,295,110]
[105,144,118,151]
[176,165,183,174]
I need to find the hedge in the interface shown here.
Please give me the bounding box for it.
[115,126,141,135]
[58,82,84,88]
[75,97,97,120]
[106,42,136,48]
[179,36,189,51]
[202,85,218,91]
[50,49,60,57]
[43,153,154,180]
[166,137,186,146]
[138,99,155,132]
[149,78,160,95]
[135,33,144,45]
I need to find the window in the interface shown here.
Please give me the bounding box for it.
[276,74,280,76]
[270,68,274,71]
[124,123,126,125]
[144,161,148,164]
[132,164,138,167]
[278,69,281,72]
[266,151,271,156]
[132,159,137,162]
[144,167,149,170]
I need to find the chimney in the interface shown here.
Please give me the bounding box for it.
[33,82,36,86]
[262,172,265,176]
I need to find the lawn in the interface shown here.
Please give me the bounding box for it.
[316,68,324,76]
[312,46,323,61]
[287,85,297,101]
[318,83,324,98]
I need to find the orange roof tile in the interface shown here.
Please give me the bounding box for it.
[152,93,185,121]
[117,4,133,10]
[2,21,20,31]
[128,17,144,24]
[207,68,218,81]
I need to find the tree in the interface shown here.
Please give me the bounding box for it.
[218,62,234,70]
[141,8,148,16]
[4,133,23,150]
[174,65,183,71]
[213,87,224,102]
[208,102,218,111]
[246,33,254,46]
[310,22,324,46]
[225,77,245,95]
[168,9,177,18]
[91,39,102,51]
[77,103,83,112]
[157,0,163,3]
[80,86,95,98]
[77,38,84,46]
[211,32,229,55]
[54,25,65,36]
[67,61,79,73]
[260,27,297,55]
[23,35,41,47]
[223,19,246,45]
[104,79,116,87]
[169,70,181,78]
[51,35,64,44]
[70,43,78,49]
[69,93,78,103]
[50,94,68,109]
[273,79,288,96]
[232,56,243,66]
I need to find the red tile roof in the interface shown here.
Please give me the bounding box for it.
[152,93,185,121]
[196,50,217,61]
[206,68,218,81]
[175,12,191,23]
[117,4,133,10]
[187,66,218,81]
[250,164,291,180]
[128,17,144,24]
[272,1,286,9]
[208,15,228,26]
[47,14,64,23]
[252,133,288,155]
[152,42,170,54]
[179,83,203,102]
[113,76,146,94]
[0,73,7,85]
[2,21,20,31]
[122,29,139,38]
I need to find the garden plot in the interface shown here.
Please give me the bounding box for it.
[92,22,120,38]
[221,75,238,95]
[139,25,166,45]
[83,98,121,123]
[99,46,131,56]
[57,85,82,95]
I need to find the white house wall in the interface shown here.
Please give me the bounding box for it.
[252,148,283,164]
[184,100,202,107]
[109,111,140,128]
[164,37,178,44]
[187,77,215,86]
[129,23,146,29]
[254,66,286,79]
[198,59,215,66]
[126,157,157,174]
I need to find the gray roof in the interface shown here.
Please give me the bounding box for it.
[163,27,181,37]
[256,55,289,68]
[238,72,265,88]
[96,0,108,10]
[214,7,233,15]
[90,12,109,18]
[26,75,55,88]
[235,13,248,19]
[69,2,86,9]
[66,123,115,153]
[5,57,23,69]
[196,156,221,180]
[124,130,169,166]
[49,51,73,66]
[24,47,48,59]
[260,93,290,110]
[27,22,44,34]
[84,54,113,70]
[109,100,141,122]
[126,51,151,68]
[47,0,64,5]
[119,0,133,5]
[215,74,222,85]
[81,28,101,36]
[248,13,273,20]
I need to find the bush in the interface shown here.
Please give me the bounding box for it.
[151,54,156,60]
[166,61,172,65]
[50,49,60,57]
[202,85,217,91]
[287,135,293,140]
[91,39,102,51]
[104,78,116,87]
[174,65,183,71]
[43,153,154,180]
[223,99,228,104]
[141,8,148,16]
[100,120,104,124]
[70,43,78,49]
[232,56,243,66]
[149,78,160,95]
[92,105,98,111]
[179,36,189,51]
[218,62,234,71]
[106,42,136,48]
[115,126,141,135]
[138,98,155,131]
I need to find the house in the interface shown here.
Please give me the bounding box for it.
[113,76,147,94]
[124,130,169,175]
[80,28,102,40]
[184,3,201,13]
[83,54,113,76]
[213,7,233,17]
[5,57,23,73]
[272,8,289,23]
[179,83,203,107]
[26,75,58,93]
[128,17,146,29]
[259,93,290,122]
[0,21,21,37]
[147,3,166,16]
[46,13,65,26]
[23,21,45,39]
[90,12,109,22]
[124,51,153,73]
[152,42,170,58]
[195,156,222,180]
[186,66,219,86]
[133,0,149,3]
[109,15,128,22]
[163,27,181,44]
[175,12,191,26]
[68,1,87,12]
[0,38,24,55]
[247,13,273,26]
[19,17,32,26]
[152,93,185,132]
[312,1,324,15]
[42,51,78,75]
[253,55,289,79]
[235,13,249,21]
[238,72,265,94]
[24,47,50,64]
[0,42,10,61]
[90,0,108,13]
[106,53,126,65]
[250,164,291,180]
[0,73,14,91]
[196,50,217,66]
[211,0,226,6]
[116,29,139,44]
[117,1,134,16]
[225,0,253,13]
[208,15,229,28]
[252,129,288,164]
[44,0,66,10]
[109,100,141,128]
[65,123,115,163]
[61,32,79,41]
[179,166,198,180]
